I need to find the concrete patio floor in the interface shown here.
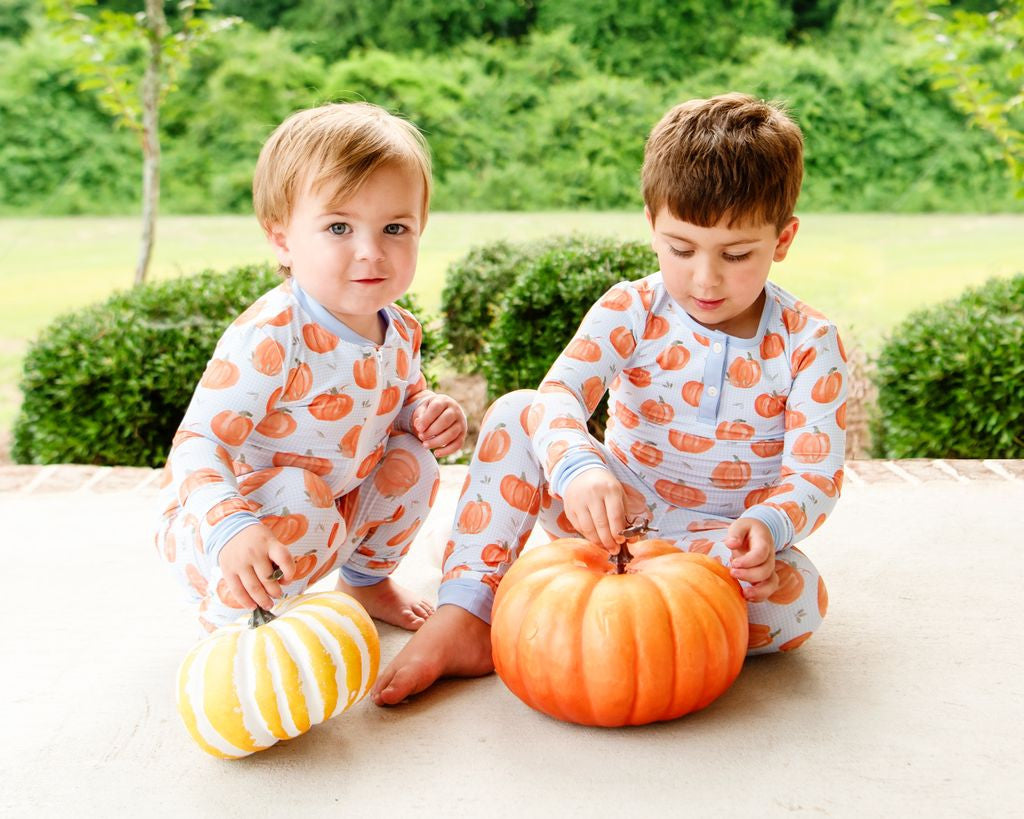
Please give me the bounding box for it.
[2,460,1022,818]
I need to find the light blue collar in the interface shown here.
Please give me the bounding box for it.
[291,280,389,346]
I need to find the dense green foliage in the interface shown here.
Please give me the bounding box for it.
[482,236,656,406]
[12,264,438,466]
[872,273,1024,458]
[0,0,1019,214]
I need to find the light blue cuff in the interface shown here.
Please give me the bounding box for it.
[340,564,387,587]
[437,577,495,624]
[741,505,793,552]
[551,451,608,498]
[206,511,262,565]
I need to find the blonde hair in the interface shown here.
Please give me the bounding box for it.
[642,93,803,232]
[253,102,432,231]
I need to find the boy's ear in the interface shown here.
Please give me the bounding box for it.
[772,217,800,262]
[265,223,292,268]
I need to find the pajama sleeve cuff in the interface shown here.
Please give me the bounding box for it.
[741,506,793,552]
[206,512,263,565]
[437,577,496,624]
[340,565,386,587]
[551,452,609,498]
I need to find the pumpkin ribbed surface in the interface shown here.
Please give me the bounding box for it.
[491,538,748,727]
[176,591,379,758]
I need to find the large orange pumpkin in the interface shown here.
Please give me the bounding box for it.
[490,538,748,727]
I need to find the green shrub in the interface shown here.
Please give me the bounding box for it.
[13,263,439,467]
[872,273,1024,459]
[482,236,656,434]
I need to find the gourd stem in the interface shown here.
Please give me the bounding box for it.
[248,606,277,629]
[615,541,633,575]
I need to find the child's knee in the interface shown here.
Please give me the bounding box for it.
[746,549,826,655]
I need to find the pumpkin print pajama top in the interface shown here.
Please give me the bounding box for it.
[155,279,441,632]
[441,274,847,654]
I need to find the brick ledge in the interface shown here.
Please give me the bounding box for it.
[1,459,1021,495]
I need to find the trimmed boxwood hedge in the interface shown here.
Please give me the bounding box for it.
[13,263,437,467]
[872,273,1024,459]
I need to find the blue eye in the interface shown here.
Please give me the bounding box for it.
[723,252,751,262]
[328,223,350,235]
[383,223,406,235]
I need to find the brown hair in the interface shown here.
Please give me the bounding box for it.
[641,93,803,232]
[253,102,432,231]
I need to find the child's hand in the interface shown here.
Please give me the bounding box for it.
[725,519,779,602]
[562,468,628,554]
[218,523,296,610]
[411,394,467,457]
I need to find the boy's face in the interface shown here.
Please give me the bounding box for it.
[266,162,424,339]
[645,206,799,338]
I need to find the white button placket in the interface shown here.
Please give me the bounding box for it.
[697,334,728,424]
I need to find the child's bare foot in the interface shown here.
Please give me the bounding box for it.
[335,576,434,631]
[371,604,494,706]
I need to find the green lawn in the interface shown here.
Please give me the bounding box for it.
[2,212,1023,438]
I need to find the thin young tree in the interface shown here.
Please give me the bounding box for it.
[46,0,236,285]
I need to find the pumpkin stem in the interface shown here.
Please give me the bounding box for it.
[615,541,633,575]
[248,606,277,628]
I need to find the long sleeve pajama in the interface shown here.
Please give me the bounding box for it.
[440,275,847,654]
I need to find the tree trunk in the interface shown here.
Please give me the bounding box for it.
[134,0,167,287]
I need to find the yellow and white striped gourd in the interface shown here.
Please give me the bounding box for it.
[177,591,379,758]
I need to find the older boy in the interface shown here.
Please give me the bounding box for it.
[155,103,466,633]
[373,93,847,706]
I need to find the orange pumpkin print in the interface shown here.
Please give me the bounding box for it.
[211,410,253,446]
[309,390,353,421]
[610,326,637,358]
[551,415,586,432]
[263,511,309,545]
[754,391,787,418]
[744,482,794,509]
[216,578,244,608]
[566,336,602,362]
[459,472,471,500]
[479,425,511,462]
[751,439,785,458]
[781,307,807,333]
[263,307,293,327]
[810,513,827,534]
[238,467,282,496]
[624,367,652,388]
[545,440,570,474]
[643,313,669,340]
[833,467,845,493]
[710,457,752,490]
[302,322,339,353]
[200,358,240,389]
[759,332,784,360]
[429,476,440,506]
[377,384,401,415]
[669,430,715,453]
[630,440,663,468]
[687,538,714,555]
[205,497,257,526]
[716,420,755,441]
[539,380,574,397]
[336,486,360,529]
[442,564,469,583]
[374,449,421,497]
[252,337,285,376]
[482,542,513,568]
[272,450,333,477]
[387,517,422,548]
[303,471,334,508]
[633,282,655,310]
[811,368,843,403]
[748,623,777,649]
[817,576,828,617]
[501,475,540,514]
[353,355,377,389]
[768,500,808,532]
[640,397,674,425]
[291,551,319,582]
[233,298,266,326]
[793,430,830,464]
[307,550,339,585]
[609,441,629,464]
[527,404,545,436]
[784,407,807,430]
[769,561,805,604]
[458,498,492,534]
[582,376,605,413]
[681,381,704,407]
[656,342,690,371]
[282,363,314,402]
[340,424,362,458]
[687,518,730,532]
[614,402,640,429]
[791,344,816,376]
[801,472,838,498]
[395,348,410,380]
[727,355,762,388]
[693,333,710,346]
[555,510,575,534]
[835,401,847,430]
[355,505,405,538]
[837,332,848,362]
[256,409,297,439]
[779,632,813,652]
[178,468,224,504]
[600,288,632,310]
[442,539,456,567]
[654,479,707,508]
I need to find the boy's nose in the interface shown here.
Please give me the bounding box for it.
[692,258,721,288]
[354,237,385,262]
